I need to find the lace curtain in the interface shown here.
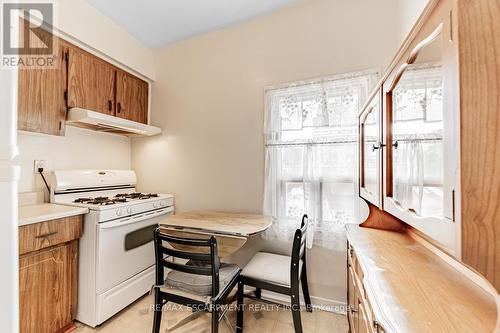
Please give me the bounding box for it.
[263,70,379,250]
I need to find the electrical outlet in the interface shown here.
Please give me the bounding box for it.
[34,160,47,173]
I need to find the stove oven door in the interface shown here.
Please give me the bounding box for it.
[96,207,173,294]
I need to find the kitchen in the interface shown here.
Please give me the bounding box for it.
[1,0,499,333]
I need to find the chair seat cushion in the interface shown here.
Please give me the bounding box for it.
[242,252,302,287]
[166,262,240,296]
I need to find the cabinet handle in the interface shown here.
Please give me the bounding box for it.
[117,102,122,113]
[451,189,456,222]
[392,141,399,149]
[35,231,58,239]
[107,100,112,111]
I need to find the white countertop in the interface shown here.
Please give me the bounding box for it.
[19,204,88,226]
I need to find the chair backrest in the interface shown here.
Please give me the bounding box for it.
[290,214,308,278]
[154,228,221,297]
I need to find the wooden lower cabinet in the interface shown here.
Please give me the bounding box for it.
[347,245,378,333]
[347,267,358,332]
[19,216,83,333]
[19,242,78,333]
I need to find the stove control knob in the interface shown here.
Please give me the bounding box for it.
[127,207,133,215]
[160,200,167,207]
[116,208,123,216]
[153,202,159,208]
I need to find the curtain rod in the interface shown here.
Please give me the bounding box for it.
[394,137,443,142]
[265,69,380,92]
[265,137,443,147]
[265,140,358,147]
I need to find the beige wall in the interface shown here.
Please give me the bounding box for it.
[52,0,156,79]
[16,128,131,193]
[132,0,403,305]
[397,0,430,43]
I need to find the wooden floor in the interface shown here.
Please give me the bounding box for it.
[74,294,348,333]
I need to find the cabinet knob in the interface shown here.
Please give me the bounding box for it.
[117,102,122,113]
[107,100,112,111]
[371,142,386,152]
[392,141,399,149]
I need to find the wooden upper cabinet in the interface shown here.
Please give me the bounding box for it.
[116,70,149,124]
[18,29,67,136]
[67,46,116,116]
[18,20,150,136]
[378,0,459,254]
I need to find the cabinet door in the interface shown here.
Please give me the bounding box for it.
[67,47,116,115]
[359,90,382,207]
[382,4,458,250]
[347,266,358,332]
[358,303,372,333]
[19,242,78,333]
[18,29,67,136]
[116,70,148,124]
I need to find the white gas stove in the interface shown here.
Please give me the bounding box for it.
[50,170,174,327]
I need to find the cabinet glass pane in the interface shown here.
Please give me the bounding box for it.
[362,100,379,199]
[391,34,444,217]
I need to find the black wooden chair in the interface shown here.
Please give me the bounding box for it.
[152,228,241,333]
[236,214,312,333]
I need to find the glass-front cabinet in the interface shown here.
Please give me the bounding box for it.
[383,18,459,242]
[359,89,382,207]
[358,8,459,254]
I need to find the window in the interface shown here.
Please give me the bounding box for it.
[263,70,379,249]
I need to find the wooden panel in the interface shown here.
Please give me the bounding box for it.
[360,202,406,232]
[67,46,116,115]
[116,70,148,124]
[19,216,83,255]
[458,0,500,292]
[19,241,78,333]
[18,24,67,136]
[346,225,497,333]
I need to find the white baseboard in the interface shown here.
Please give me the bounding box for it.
[244,287,347,316]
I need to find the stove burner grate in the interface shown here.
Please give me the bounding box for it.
[73,193,160,205]
[73,196,128,205]
[114,193,159,200]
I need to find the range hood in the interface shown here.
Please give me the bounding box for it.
[66,108,162,137]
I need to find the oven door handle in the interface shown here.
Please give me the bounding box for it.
[100,207,173,230]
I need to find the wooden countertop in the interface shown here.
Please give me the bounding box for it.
[159,210,272,236]
[19,204,88,226]
[346,224,499,333]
